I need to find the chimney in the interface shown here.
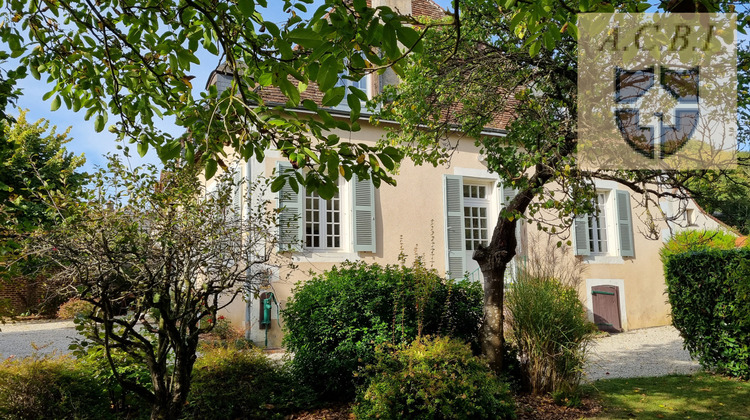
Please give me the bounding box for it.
[371,0,412,15]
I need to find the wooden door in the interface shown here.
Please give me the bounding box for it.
[592,285,622,332]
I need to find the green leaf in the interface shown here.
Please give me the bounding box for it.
[318,180,336,200]
[529,39,541,57]
[237,0,255,17]
[381,23,398,60]
[288,27,323,49]
[322,86,346,107]
[51,96,61,111]
[94,115,105,132]
[396,26,422,53]
[258,72,273,86]
[318,56,341,92]
[347,91,361,121]
[138,142,149,157]
[271,174,286,192]
[205,159,218,180]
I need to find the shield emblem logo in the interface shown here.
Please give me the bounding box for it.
[614,66,700,159]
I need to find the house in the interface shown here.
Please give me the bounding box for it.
[208,0,728,347]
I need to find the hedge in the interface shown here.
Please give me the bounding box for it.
[282,261,483,400]
[664,248,750,379]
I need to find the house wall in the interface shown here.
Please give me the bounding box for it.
[523,179,726,332]
[214,120,729,347]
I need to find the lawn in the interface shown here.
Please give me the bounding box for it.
[587,373,750,419]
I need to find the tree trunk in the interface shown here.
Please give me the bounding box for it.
[479,260,507,374]
[474,215,518,376]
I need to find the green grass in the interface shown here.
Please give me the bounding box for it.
[587,373,750,419]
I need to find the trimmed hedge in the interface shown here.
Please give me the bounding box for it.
[282,261,483,400]
[664,248,750,379]
[660,229,740,262]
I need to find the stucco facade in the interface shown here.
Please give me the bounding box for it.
[211,126,725,347]
[206,0,728,348]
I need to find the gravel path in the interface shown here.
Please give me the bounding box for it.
[584,325,700,382]
[0,320,80,359]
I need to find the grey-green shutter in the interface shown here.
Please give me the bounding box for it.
[276,161,303,251]
[444,175,465,279]
[616,190,635,257]
[573,216,591,256]
[353,175,376,252]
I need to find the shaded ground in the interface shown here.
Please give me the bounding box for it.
[515,394,602,420]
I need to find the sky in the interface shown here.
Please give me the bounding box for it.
[6,0,743,173]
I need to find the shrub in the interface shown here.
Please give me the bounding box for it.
[209,315,243,341]
[56,298,94,319]
[184,343,315,419]
[0,354,113,420]
[353,336,515,420]
[282,260,483,400]
[74,342,152,418]
[660,229,740,262]
[664,248,750,379]
[505,272,595,396]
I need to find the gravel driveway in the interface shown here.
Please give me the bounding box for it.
[0,320,80,359]
[584,325,700,381]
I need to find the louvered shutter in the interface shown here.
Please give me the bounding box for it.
[276,161,303,251]
[616,190,635,257]
[353,175,376,252]
[444,175,465,279]
[573,216,591,256]
[501,184,517,207]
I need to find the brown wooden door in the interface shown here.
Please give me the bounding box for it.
[592,285,622,333]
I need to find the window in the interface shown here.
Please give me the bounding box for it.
[573,189,634,258]
[463,184,489,251]
[336,71,369,92]
[304,181,341,249]
[277,161,376,253]
[588,192,609,254]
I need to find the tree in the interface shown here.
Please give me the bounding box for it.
[376,0,749,373]
[25,156,283,420]
[0,110,87,250]
[0,110,86,316]
[685,155,750,234]
[0,0,436,195]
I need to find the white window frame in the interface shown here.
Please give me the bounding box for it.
[294,179,357,263]
[574,182,635,263]
[462,182,491,252]
[588,192,610,255]
[303,182,342,250]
